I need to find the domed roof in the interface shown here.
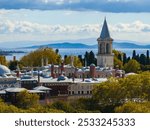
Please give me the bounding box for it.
[90,63,96,67]
[57,75,68,81]
[0,64,11,76]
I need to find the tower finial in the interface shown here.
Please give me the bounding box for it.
[100,17,110,39]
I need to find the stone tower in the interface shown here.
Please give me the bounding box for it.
[97,18,114,68]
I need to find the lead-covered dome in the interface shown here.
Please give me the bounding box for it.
[57,75,68,81]
[0,64,11,76]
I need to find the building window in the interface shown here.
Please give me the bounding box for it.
[69,91,71,95]
[78,91,80,94]
[99,43,102,54]
[106,43,109,54]
[82,91,84,94]
[72,91,74,95]
[87,91,89,94]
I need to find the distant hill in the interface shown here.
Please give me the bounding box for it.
[113,42,150,49]
[23,42,96,49]
[22,42,150,49]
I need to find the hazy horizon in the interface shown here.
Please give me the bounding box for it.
[0,38,150,48]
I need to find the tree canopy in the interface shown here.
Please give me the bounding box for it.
[93,72,150,107]
[64,55,82,68]
[0,55,7,66]
[20,48,62,67]
[124,59,141,73]
[16,90,39,109]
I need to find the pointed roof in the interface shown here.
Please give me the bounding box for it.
[100,18,110,39]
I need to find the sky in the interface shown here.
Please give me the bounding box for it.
[0,0,150,47]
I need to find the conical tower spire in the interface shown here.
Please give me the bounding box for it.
[100,18,110,39]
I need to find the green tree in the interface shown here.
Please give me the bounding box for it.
[132,50,136,59]
[124,59,140,73]
[20,48,62,67]
[16,90,39,109]
[89,51,97,65]
[117,54,122,61]
[113,50,123,68]
[50,101,76,113]
[0,98,22,113]
[0,55,7,66]
[114,57,123,69]
[70,98,100,112]
[64,55,82,67]
[139,54,146,65]
[92,72,150,112]
[84,51,90,66]
[146,50,150,65]
[115,102,150,113]
[93,78,126,106]
[9,60,18,70]
[123,53,127,65]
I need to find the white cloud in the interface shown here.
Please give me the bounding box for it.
[1,19,150,34]
[0,19,100,35]
[0,19,150,43]
[111,21,150,33]
[41,0,80,5]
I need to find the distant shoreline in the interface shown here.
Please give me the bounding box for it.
[0,50,26,56]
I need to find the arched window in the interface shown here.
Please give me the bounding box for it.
[106,43,109,54]
[99,44,102,54]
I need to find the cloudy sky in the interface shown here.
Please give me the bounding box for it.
[0,0,150,47]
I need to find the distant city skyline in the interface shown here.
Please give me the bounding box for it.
[0,0,150,47]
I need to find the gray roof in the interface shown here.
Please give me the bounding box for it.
[4,87,46,94]
[100,18,110,39]
[28,90,46,93]
[33,86,52,91]
[5,88,27,93]
[0,90,6,94]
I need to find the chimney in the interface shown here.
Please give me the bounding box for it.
[41,58,44,67]
[90,64,96,79]
[45,58,48,66]
[82,72,85,82]
[72,73,75,82]
[38,69,40,84]
[51,64,54,78]
[31,67,33,77]
[71,56,74,67]
[13,56,16,61]
[16,71,20,78]
[61,62,64,74]
[16,65,20,78]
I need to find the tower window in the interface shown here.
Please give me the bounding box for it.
[99,43,102,54]
[106,43,109,54]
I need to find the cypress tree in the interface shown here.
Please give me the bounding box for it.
[132,50,136,59]
[146,50,150,65]
[123,53,127,65]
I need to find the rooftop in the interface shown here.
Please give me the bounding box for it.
[100,18,111,39]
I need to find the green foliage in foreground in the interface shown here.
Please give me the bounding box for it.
[16,90,39,109]
[0,72,150,113]
[0,98,64,113]
[115,102,150,113]
[93,72,150,105]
